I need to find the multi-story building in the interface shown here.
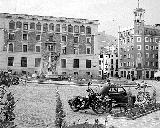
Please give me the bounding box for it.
[99,45,118,79]
[0,13,99,78]
[118,6,160,79]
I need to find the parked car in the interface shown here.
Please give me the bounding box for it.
[100,84,136,111]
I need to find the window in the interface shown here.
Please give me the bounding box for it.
[56,24,60,32]
[155,38,159,43]
[127,62,130,66]
[35,58,41,67]
[150,46,154,50]
[152,54,155,58]
[73,59,79,68]
[68,24,73,33]
[74,72,78,75]
[74,25,79,33]
[111,59,113,64]
[150,38,153,42]
[74,37,79,43]
[8,57,14,66]
[61,59,66,68]
[62,47,66,54]
[43,23,48,31]
[8,33,15,40]
[127,54,131,58]
[123,39,126,44]
[23,23,28,30]
[86,37,91,43]
[131,46,134,50]
[36,22,41,31]
[36,35,41,41]
[155,46,158,50]
[86,26,91,34]
[146,53,149,58]
[100,54,103,58]
[86,47,91,54]
[80,25,85,33]
[156,62,158,67]
[86,72,90,75]
[49,35,54,42]
[137,45,141,50]
[30,22,35,30]
[62,35,67,42]
[145,61,149,67]
[16,21,22,29]
[74,47,79,54]
[23,45,28,52]
[47,45,56,52]
[9,20,15,30]
[120,63,123,67]
[127,37,130,43]
[21,57,27,67]
[86,59,91,68]
[137,37,141,42]
[8,43,13,52]
[155,54,158,59]
[145,37,149,42]
[35,46,41,52]
[23,33,28,40]
[145,45,149,50]
[49,23,54,31]
[62,24,67,32]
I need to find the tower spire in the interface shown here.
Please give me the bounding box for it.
[138,0,140,8]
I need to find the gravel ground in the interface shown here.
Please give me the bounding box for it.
[9,79,160,128]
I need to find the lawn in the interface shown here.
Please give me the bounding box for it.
[8,80,160,128]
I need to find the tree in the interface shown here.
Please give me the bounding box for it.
[0,73,16,128]
[54,89,66,128]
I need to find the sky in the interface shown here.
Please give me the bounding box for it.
[0,0,160,37]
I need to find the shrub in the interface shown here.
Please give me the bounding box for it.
[54,89,66,128]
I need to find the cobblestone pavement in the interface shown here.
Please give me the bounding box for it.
[9,80,160,128]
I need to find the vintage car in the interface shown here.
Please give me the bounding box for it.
[100,84,136,110]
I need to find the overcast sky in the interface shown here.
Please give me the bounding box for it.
[0,0,160,37]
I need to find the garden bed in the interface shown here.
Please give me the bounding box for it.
[112,103,160,120]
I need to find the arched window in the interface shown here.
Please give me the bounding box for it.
[56,24,60,32]
[43,23,48,31]
[23,22,28,30]
[30,22,35,30]
[9,20,15,30]
[62,24,67,32]
[74,25,79,33]
[86,26,91,34]
[80,25,85,33]
[16,21,22,29]
[36,22,41,31]
[68,24,73,33]
[49,23,54,31]
[8,43,13,52]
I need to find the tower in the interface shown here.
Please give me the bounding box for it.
[133,0,145,34]
[133,0,146,79]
